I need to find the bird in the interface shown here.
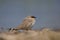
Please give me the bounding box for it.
[9,16,36,31]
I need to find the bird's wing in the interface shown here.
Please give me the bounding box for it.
[16,19,32,29]
[21,19,32,27]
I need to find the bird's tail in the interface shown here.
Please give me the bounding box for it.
[8,28,19,32]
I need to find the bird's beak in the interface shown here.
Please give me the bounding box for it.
[34,16,36,18]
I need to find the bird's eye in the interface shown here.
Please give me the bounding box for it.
[31,16,36,18]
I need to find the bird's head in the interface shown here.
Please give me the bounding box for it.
[26,16,36,19]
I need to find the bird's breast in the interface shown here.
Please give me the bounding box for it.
[31,19,36,26]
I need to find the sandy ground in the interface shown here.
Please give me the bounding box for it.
[0,28,60,40]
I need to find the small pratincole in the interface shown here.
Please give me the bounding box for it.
[9,16,36,31]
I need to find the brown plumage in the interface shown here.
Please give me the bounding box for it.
[9,16,36,31]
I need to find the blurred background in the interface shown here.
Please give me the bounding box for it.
[0,0,60,31]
